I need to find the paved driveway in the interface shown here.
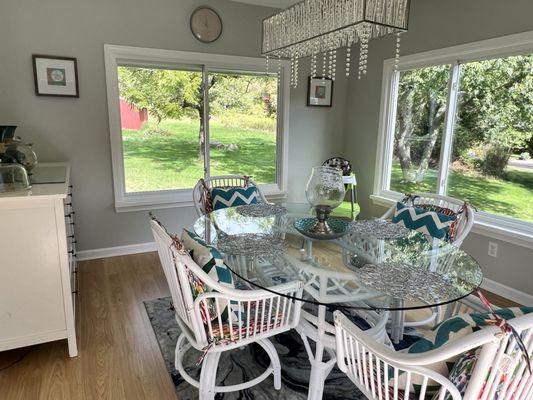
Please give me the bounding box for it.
[509,159,533,170]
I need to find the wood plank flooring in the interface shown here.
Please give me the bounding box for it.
[0,253,177,400]
[0,252,518,400]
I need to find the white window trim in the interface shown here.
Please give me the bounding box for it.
[104,44,290,212]
[373,31,533,248]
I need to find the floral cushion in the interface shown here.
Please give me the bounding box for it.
[391,201,457,241]
[211,186,258,210]
[392,307,533,396]
[436,340,527,400]
[434,349,479,400]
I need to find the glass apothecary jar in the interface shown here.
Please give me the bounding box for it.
[0,163,31,192]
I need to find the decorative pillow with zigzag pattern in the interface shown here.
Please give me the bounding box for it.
[211,186,258,210]
[391,202,457,240]
[181,230,236,325]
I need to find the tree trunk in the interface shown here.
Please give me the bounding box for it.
[198,106,205,160]
[416,99,445,178]
[197,76,217,160]
[395,91,414,179]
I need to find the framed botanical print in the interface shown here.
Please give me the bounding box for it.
[307,76,333,107]
[32,55,79,97]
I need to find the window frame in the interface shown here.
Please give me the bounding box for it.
[373,31,533,247]
[104,44,290,212]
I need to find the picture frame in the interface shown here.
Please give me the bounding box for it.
[307,76,333,107]
[32,55,79,98]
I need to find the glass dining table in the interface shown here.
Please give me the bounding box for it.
[193,202,483,400]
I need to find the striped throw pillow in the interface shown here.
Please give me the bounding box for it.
[211,186,258,210]
[391,202,457,240]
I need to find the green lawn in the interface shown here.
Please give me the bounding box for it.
[122,119,276,192]
[123,120,531,222]
[123,118,359,218]
[390,163,533,222]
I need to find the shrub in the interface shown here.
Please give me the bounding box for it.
[482,145,510,177]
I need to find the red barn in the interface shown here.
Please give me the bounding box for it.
[119,99,148,130]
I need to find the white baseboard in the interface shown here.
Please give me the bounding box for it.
[77,242,156,261]
[481,278,533,306]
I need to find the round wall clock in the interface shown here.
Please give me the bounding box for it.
[190,6,223,43]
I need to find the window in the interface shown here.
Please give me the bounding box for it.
[389,65,450,194]
[105,45,289,211]
[118,66,204,193]
[208,71,279,184]
[374,32,533,244]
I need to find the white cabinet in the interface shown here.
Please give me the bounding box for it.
[0,163,77,357]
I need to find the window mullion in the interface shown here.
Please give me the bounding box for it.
[436,62,461,196]
[202,65,210,179]
[383,69,401,192]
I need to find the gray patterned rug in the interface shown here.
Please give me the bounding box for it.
[144,297,367,399]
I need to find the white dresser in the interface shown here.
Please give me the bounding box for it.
[0,162,77,357]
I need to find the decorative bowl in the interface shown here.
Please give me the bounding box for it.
[293,217,350,240]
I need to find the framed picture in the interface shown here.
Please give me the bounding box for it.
[32,55,79,97]
[307,76,333,107]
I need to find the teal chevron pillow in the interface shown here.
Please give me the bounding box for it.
[211,186,258,210]
[391,202,456,240]
[181,230,235,324]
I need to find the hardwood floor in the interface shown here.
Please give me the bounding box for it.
[0,251,518,400]
[0,253,177,400]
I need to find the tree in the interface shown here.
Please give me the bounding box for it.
[455,55,533,176]
[394,54,533,181]
[118,67,278,158]
[118,67,210,157]
[394,65,448,182]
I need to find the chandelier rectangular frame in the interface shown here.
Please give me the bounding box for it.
[261,0,410,85]
[262,0,410,59]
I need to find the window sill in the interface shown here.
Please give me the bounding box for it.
[115,188,287,213]
[370,194,533,248]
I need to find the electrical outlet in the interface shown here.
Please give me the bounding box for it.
[488,242,498,258]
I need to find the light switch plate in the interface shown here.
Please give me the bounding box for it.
[488,242,498,258]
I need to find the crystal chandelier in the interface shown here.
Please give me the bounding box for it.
[261,0,410,87]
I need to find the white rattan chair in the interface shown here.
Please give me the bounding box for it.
[150,218,303,399]
[192,175,269,217]
[334,302,533,400]
[381,193,476,339]
[380,192,475,248]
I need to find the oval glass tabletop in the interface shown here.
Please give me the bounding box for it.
[193,203,483,311]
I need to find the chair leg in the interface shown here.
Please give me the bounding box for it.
[199,351,221,400]
[258,338,281,390]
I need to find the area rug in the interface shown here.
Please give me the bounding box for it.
[144,297,367,399]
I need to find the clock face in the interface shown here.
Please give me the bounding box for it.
[190,7,222,43]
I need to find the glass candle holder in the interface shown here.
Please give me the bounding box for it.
[305,166,345,234]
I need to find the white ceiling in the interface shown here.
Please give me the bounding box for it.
[230,0,299,9]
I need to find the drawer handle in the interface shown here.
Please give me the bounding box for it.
[72,290,77,294]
